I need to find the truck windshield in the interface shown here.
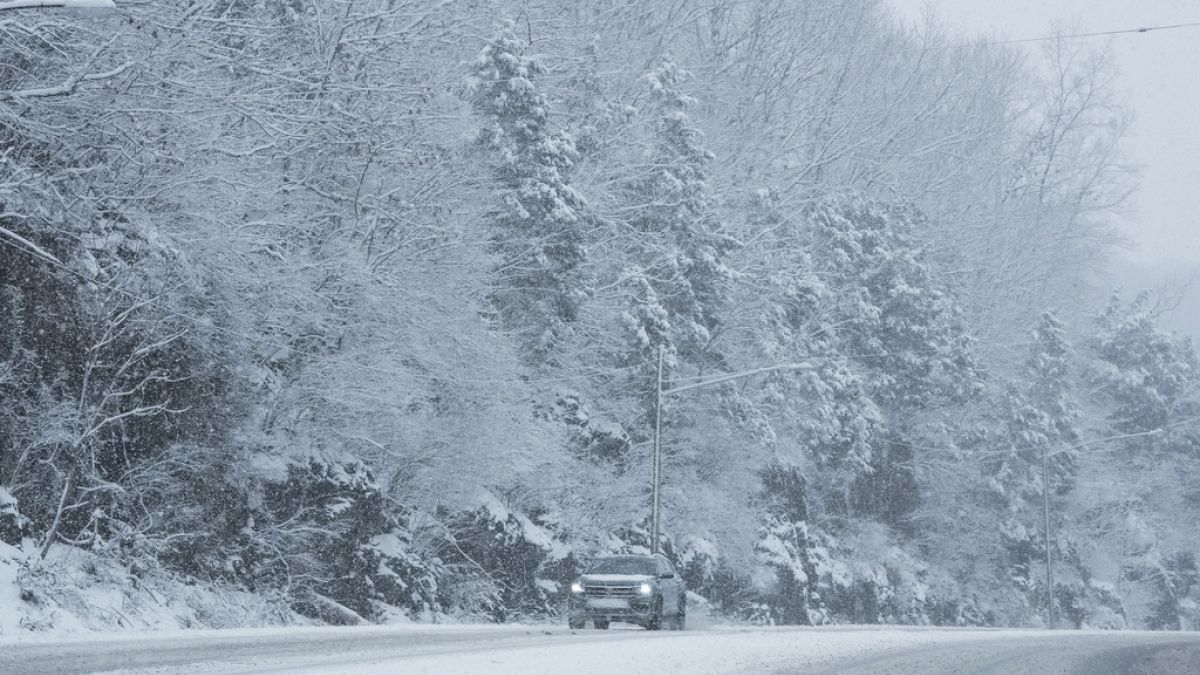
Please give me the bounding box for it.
[585,557,656,575]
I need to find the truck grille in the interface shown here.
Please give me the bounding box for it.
[584,585,637,598]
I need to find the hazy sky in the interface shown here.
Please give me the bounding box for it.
[890,0,1200,336]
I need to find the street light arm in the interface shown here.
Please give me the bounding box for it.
[1043,416,1200,459]
[1037,413,1198,629]
[649,358,813,553]
[0,0,114,11]
[661,363,815,396]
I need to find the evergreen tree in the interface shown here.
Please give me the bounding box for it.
[743,191,879,473]
[807,198,980,411]
[617,273,675,431]
[624,57,738,363]
[1079,294,1200,626]
[1026,311,1083,492]
[804,199,979,525]
[1090,293,1198,437]
[469,22,592,363]
[988,311,1082,505]
[1145,552,1198,630]
[948,312,1084,622]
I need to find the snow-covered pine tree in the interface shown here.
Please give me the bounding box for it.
[985,311,1082,512]
[1076,293,1200,626]
[623,57,738,365]
[800,198,979,528]
[738,188,877,473]
[968,311,1084,621]
[562,36,629,162]
[617,273,674,431]
[1089,293,1198,437]
[469,22,592,364]
[1145,552,1198,630]
[807,198,980,411]
[1026,311,1083,492]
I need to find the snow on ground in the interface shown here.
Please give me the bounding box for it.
[0,540,23,636]
[15,623,1162,675]
[303,626,1069,675]
[0,541,304,639]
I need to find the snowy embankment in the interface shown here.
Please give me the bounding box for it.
[0,540,304,638]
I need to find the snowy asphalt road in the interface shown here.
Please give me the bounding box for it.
[799,633,1200,674]
[2,624,1198,674]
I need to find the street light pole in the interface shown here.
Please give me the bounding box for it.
[648,357,814,555]
[1037,425,1174,631]
[651,345,664,554]
[1041,442,1054,629]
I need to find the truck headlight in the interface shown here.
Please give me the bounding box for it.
[571,581,584,594]
[639,582,653,595]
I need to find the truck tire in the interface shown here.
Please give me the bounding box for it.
[645,599,663,630]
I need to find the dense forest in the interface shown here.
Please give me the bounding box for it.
[1,0,1197,632]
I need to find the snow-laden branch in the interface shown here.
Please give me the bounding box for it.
[0,0,114,12]
[0,222,63,264]
[0,61,132,100]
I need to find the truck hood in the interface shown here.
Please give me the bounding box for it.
[579,574,654,584]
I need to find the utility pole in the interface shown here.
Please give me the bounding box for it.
[651,345,664,554]
[1036,425,1174,630]
[1042,442,1055,629]
[648,357,813,555]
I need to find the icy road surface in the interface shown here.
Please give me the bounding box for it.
[1,624,1198,674]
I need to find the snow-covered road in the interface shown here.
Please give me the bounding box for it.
[2,624,1197,674]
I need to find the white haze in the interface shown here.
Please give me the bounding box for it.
[890,0,1200,340]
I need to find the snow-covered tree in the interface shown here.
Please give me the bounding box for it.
[755,463,819,625]
[2,0,1189,634]
[623,58,738,364]
[1144,552,1198,631]
[470,22,592,364]
[1089,293,1198,437]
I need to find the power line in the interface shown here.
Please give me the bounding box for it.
[501,19,1200,83]
[890,414,1200,460]
[688,20,1200,70]
[963,21,1200,50]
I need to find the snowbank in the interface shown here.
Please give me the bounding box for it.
[0,541,303,638]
